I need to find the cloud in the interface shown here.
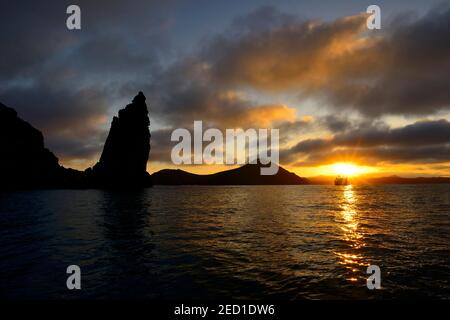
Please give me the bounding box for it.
[0,0,174,165]
[145,56,298,130]
[199,4,450,116]
[207,12,369,90]
[319,115,354,133]
[321,4,450,116]
[1,2,449,171]
[282,119,450,165]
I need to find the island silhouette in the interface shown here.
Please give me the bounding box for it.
[1,91,449,190]
[152,162,309,185]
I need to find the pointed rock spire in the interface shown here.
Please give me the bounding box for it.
[89,92,151,187]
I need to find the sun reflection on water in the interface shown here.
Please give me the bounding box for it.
[334,185,368,283]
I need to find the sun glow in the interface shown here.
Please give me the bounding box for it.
[332,163,366,177]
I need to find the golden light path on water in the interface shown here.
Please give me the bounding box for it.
[334,185,368,283]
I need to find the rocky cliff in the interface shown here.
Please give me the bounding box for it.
[0,102,66,189]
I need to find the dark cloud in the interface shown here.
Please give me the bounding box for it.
[334,119,450,147]
[322,4,450,116]
[46,131,107,160]
[319,115,354,133]
[277,118,315,144]
[229,6,298,36]
[2,85,109,133]
[282,119,450,165]
[148,128,175,162]
[0,1,171,80]
[0,0,174,166]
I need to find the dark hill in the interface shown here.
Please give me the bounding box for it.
[151,163,309,185]
[307,175,450,185]
[367,176,450,184]
[0,102,82,189]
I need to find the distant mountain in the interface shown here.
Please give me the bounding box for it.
[308,175,450,185]
[367,176,450,184]
[151,163,309,185]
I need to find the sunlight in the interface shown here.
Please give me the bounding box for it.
[332,163,366,177]
[334,185,368,283]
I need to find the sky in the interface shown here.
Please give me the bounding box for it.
[1,0,450,177]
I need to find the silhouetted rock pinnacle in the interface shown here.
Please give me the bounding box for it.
[88,91,151,187]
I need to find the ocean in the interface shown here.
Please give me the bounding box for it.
[1,185,449,299]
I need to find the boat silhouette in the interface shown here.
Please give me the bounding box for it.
[334,176,349,185]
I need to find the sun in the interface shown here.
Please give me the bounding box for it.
[332,163,365,177]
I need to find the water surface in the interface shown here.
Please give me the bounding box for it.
[1,185,449,299]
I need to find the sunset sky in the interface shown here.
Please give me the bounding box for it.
[1,0,450,177]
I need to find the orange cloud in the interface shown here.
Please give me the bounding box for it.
[232,104,296,128]
[210,13,371,91]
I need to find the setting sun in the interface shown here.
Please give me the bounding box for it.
[332,163,366,176]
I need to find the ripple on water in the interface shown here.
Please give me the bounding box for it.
[0,185,449,299]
